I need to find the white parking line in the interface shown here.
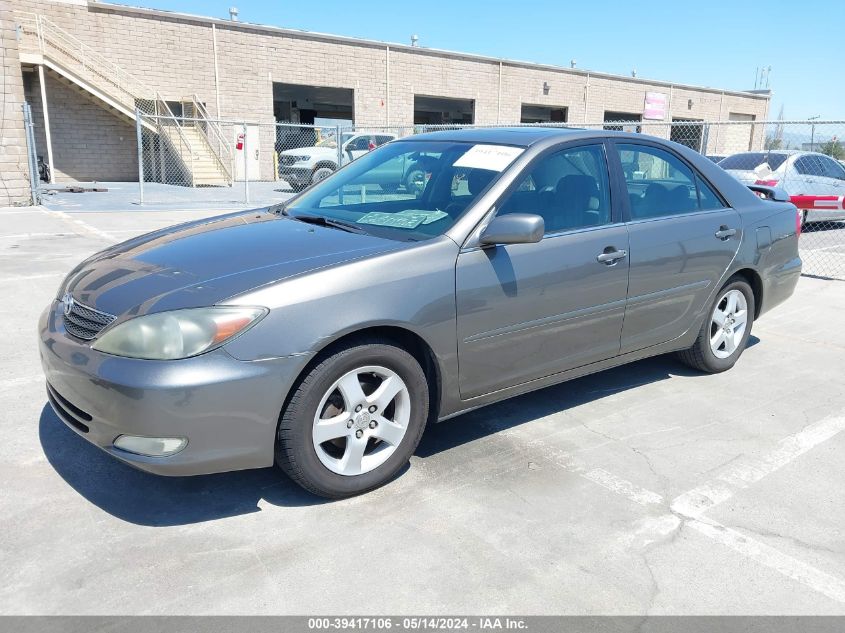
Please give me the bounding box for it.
[582,467,664,505]
[671,415,845,519]
[0,233,75,240]
[0,272,64,282]
[688,517,845,604]
[38,207,117,243]
[0,376,43,390]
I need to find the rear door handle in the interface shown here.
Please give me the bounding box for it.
[715,226,737,240]
[596,248,627,265]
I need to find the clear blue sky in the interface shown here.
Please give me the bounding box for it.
[110,0,843,121]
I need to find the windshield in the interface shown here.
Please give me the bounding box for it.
[283,140,524,241]
[316,133,354,149]
[718,152,789,172]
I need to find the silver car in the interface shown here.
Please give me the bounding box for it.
[40,128,802,498]
[719,150,845,225]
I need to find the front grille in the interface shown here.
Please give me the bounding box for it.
[63,299,116,340]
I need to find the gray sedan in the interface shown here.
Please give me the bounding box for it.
[39,128,802,498]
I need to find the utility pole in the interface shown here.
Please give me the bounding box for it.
[808,115,820,150]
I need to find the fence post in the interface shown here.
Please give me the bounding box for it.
[336,124,343,171]
[135,107,144,205]
[22,103,41,206]
[242,122,250,204]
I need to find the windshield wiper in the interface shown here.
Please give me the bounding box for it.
[284,212,369,235]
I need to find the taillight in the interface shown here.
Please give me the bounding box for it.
[755,179,779,187]
[796,208,802,236]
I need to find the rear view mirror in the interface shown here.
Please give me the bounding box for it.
[479,214,544,246]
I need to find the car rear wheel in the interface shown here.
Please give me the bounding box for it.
[676,277,755,373]
[276,338,429,498]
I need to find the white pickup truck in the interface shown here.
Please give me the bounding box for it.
[278,132,397,190]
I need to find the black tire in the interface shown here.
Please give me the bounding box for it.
[676,276,755,374]
[276,338,429,499]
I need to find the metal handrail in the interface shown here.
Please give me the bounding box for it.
[14,11,203,185]
[188,95,234,183]
[15,12,156,112]
[154,96,195,187]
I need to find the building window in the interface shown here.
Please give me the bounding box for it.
[671,118,704,152]
[413,96,474,125]
[520,104,568,124]
[604,111,642,133]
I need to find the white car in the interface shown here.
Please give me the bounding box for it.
[279,132,397,190]
[719,150,845,225]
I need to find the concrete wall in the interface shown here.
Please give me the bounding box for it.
[1,9,32,206]
[23,69,138,182]
[10,0,770,184]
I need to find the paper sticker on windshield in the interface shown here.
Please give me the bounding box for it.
[358,212,425,229]
[397,209,449,225]
[453,145,524,172]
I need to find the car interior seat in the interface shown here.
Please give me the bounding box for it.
[551,175,603,230]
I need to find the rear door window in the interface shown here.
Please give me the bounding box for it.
[616,144,701,219]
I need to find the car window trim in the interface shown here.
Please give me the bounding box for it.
[606,138,730,222]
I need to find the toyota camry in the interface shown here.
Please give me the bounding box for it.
[39,127,802,498]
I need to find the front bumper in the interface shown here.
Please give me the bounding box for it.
[280,166,311,185]
[38,301,312,476]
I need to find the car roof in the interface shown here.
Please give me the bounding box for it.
[403,126,639,147]
[731,149,798,155]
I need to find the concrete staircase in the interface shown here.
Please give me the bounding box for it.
[159,124,232,186]
[15,11,232,187]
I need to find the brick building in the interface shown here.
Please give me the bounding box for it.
[5,0,770,199]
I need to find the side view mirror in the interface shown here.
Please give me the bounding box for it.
[479,213,544,246]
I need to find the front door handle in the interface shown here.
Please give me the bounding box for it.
[596,248,628,265]
[715,226,737,240]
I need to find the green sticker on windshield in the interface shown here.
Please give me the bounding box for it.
[397,209,449,225]
[358,212,426,229]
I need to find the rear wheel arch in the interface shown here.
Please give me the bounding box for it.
[731,268,763,319]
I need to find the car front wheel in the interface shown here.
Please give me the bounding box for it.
[276,338,429,498]
[311,165,335,184]
[676,277,755,373]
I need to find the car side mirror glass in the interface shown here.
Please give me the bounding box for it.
[479,213,544,246]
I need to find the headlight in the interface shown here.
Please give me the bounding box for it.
[295,155,310,162]
[91,306,267,360]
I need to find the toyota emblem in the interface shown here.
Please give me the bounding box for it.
[62,292,74,316]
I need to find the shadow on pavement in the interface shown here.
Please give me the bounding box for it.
[39,405,326,527]
[40,340,758,526]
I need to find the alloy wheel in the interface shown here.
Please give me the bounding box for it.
[710,289,748,359]
[311,365,411,476]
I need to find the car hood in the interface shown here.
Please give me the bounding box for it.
[65,210,404,317]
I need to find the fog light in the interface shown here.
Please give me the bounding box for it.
[113,435,187,457]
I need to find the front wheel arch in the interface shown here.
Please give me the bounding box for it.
[278,326,442,435]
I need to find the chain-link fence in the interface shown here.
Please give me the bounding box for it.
[135,114,845,280]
